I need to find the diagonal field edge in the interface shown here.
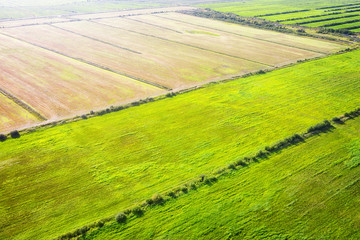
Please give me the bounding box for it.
[0,87,47,121]
[0,32,171,91]
[90,20,273,67]
[48,24,142,55]
[155,14,328,55]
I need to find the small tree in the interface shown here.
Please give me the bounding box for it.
[10,130,20,139]
[115,212,127,223]
[0,134,7,142]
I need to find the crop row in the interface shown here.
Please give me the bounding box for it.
[56,107,360,240]
[321,19,360,28]
[325,5,360,12]
[296,14,359,25]
[278,12,342,23]
[316,2,360,10]
[254,9,310,18]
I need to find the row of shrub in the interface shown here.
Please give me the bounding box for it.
[296,14,359,25]
[321,19,360,27]
[317,27,356,35]
[254,9,310,18]
[316,2,360,10]
[0,130,20,142]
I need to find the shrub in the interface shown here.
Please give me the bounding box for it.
[81,115,87,119]
[190,183,197,190]
[181,186,188,193]
[166,191,176,198]
[10,130,20,138]
[0,134,7,142]
[228,163,236,170]
[124,209,131,215]
[80,226,88,235]
[131,206,143,216]
[96,221,104,228]
[145,198,154,205]
[115,212,127,223]
[332,116,342,123]
[152,194,164,204]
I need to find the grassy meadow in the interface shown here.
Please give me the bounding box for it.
[82,117,360,239]
[1,49,360,239]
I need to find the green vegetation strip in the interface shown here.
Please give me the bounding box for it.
[1,49,360,240]
[79,116,360,239]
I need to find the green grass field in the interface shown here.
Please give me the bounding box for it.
[1,48,360,240]
[82,117,360,239]
[201,0,360,31]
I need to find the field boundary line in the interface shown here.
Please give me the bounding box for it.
[48,24,142,55]
[0,87,47,121]
[124,17,183,34]
[90,20,273,67]
[0,32,171,91]
[155,14,329,55]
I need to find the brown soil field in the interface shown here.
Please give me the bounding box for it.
[0,34,163,129]
[94,15,323,66]
[0,93,39,133]
[2,24,263,89]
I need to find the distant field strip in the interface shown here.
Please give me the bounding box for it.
[1,48,360,240]
[154,13,343,53]
[202,1,360,31]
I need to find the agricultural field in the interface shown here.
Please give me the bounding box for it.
[81,119,360,239]
[0,33,162,129]
[1,48,360,240]
[202,0,360,32]
[80,117,360,239]
[0,8,344,133]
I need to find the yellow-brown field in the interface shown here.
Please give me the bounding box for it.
[0,8,345,133]
[0,94,39,133]
[0,34,162,125]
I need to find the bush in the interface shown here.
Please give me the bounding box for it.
[131,206,143,216]
[115,212,127,223]
[96,221,104,228]
[181,186,188,193]
[0,134,7,142]
[166,191,176,198]
[81,115,87,119]
[10,130,20,138]
[228,163,236,170]
[152,194,164,204]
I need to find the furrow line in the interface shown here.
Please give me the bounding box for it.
[0,32,171,91]
[90,20,273,67]
[156,14,328,55]
[0,87,47,121]
[49,24,142,55]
